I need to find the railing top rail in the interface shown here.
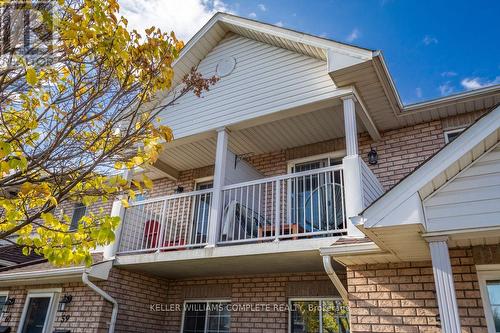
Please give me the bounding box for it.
[222,165,344,191]
[127,188,214,207]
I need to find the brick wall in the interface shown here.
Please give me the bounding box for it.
[2,282,108,332]
[0,268,168,333]
[347,247,488,333]
[163,271,346,333]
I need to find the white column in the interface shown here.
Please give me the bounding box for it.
[206,127,229,247]
[341,94,364,237]
[427,236,461,333]
[103,169,133,260]
[342,94,358,156]
[342,155,364,237]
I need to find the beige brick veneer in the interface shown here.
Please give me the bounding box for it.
[347,247,489,333]
[0,268,168,333]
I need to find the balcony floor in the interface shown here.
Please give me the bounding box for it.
[114,236,343,278]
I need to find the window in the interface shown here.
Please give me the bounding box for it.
[0,291,8,313]
[444,128,465,144]
[191,179,213,244]
[478,267,500,333]
[287,153,345,234]
[289,299,349,333]
[70,202,87,230]
[181,301,230,333]
[19,291,59,333]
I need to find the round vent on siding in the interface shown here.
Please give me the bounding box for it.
[215,57,236,77]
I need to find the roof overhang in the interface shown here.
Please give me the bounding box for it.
[343,105,500,262]
[0,260,112,286]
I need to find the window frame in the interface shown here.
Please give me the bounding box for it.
[288,297,349,333]
[18,289,60,333]
[0,291,9,319]
[286,152,345,232]
[286,151,346,174]
[478,265,500,333]
[180,299,231,333]
[444,127,465,144]
[69,202,87,231]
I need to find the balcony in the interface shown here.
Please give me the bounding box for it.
[117,166,347,255]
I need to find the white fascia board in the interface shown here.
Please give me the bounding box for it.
[319,242,383,257]
[364,192,426,229]
[0,261,113,284]
[362,105,500,227]
[218,14,373,60]
[0,266,85,282]
[327,50,371,73]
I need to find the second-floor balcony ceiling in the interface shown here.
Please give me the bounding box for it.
[144,92,369,181]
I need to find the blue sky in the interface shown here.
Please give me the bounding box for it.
[121,0,500,105]
[230,0,500,104]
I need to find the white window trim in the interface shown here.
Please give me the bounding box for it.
[286,151,346,173]
[477,265,500,333]
[17,291,60,333]
[444,127,465,144]
[194,176,214,187]
[180,299,231,333]
[288,297,347,333]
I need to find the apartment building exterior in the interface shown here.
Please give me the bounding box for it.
[0,12,499,333]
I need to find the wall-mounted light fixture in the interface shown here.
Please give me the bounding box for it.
[175,186,184,194]
[367,147,378,165]
[57,295,73,312]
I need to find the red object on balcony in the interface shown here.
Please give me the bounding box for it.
[143,220,160,249]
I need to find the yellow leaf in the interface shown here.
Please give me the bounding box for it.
[142,175,153,189]
[26,67,38,86]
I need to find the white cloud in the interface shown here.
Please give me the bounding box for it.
[119,0,235,42]
[461,76,500,90]
[438,82,454,96]
[248,12,257,19]
[441,71,457,77]
[423,35,438,45]
[258,4,267,11]
[346,28,360,42]
[415,87,422,98]
[275,21,284,27]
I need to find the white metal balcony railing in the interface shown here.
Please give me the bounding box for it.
[117,166,346,254]
[118,188,213,254]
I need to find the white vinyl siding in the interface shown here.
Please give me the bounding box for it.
[424,146,500,231]
[160,33,337,139]
[360,160,384,208]
[224,150,263,185]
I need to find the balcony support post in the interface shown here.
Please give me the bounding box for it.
[341,94,364,237]
[342,94,358,156]
[103,169,133,260]
[206,127,229,247]
[427,236,462,333]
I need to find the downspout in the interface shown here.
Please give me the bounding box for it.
[322,256,349,303]
[82,269,118,333]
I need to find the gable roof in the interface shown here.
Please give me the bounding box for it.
[157,12,500,136]
[170,12,374,87]
[358,103,500,229]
